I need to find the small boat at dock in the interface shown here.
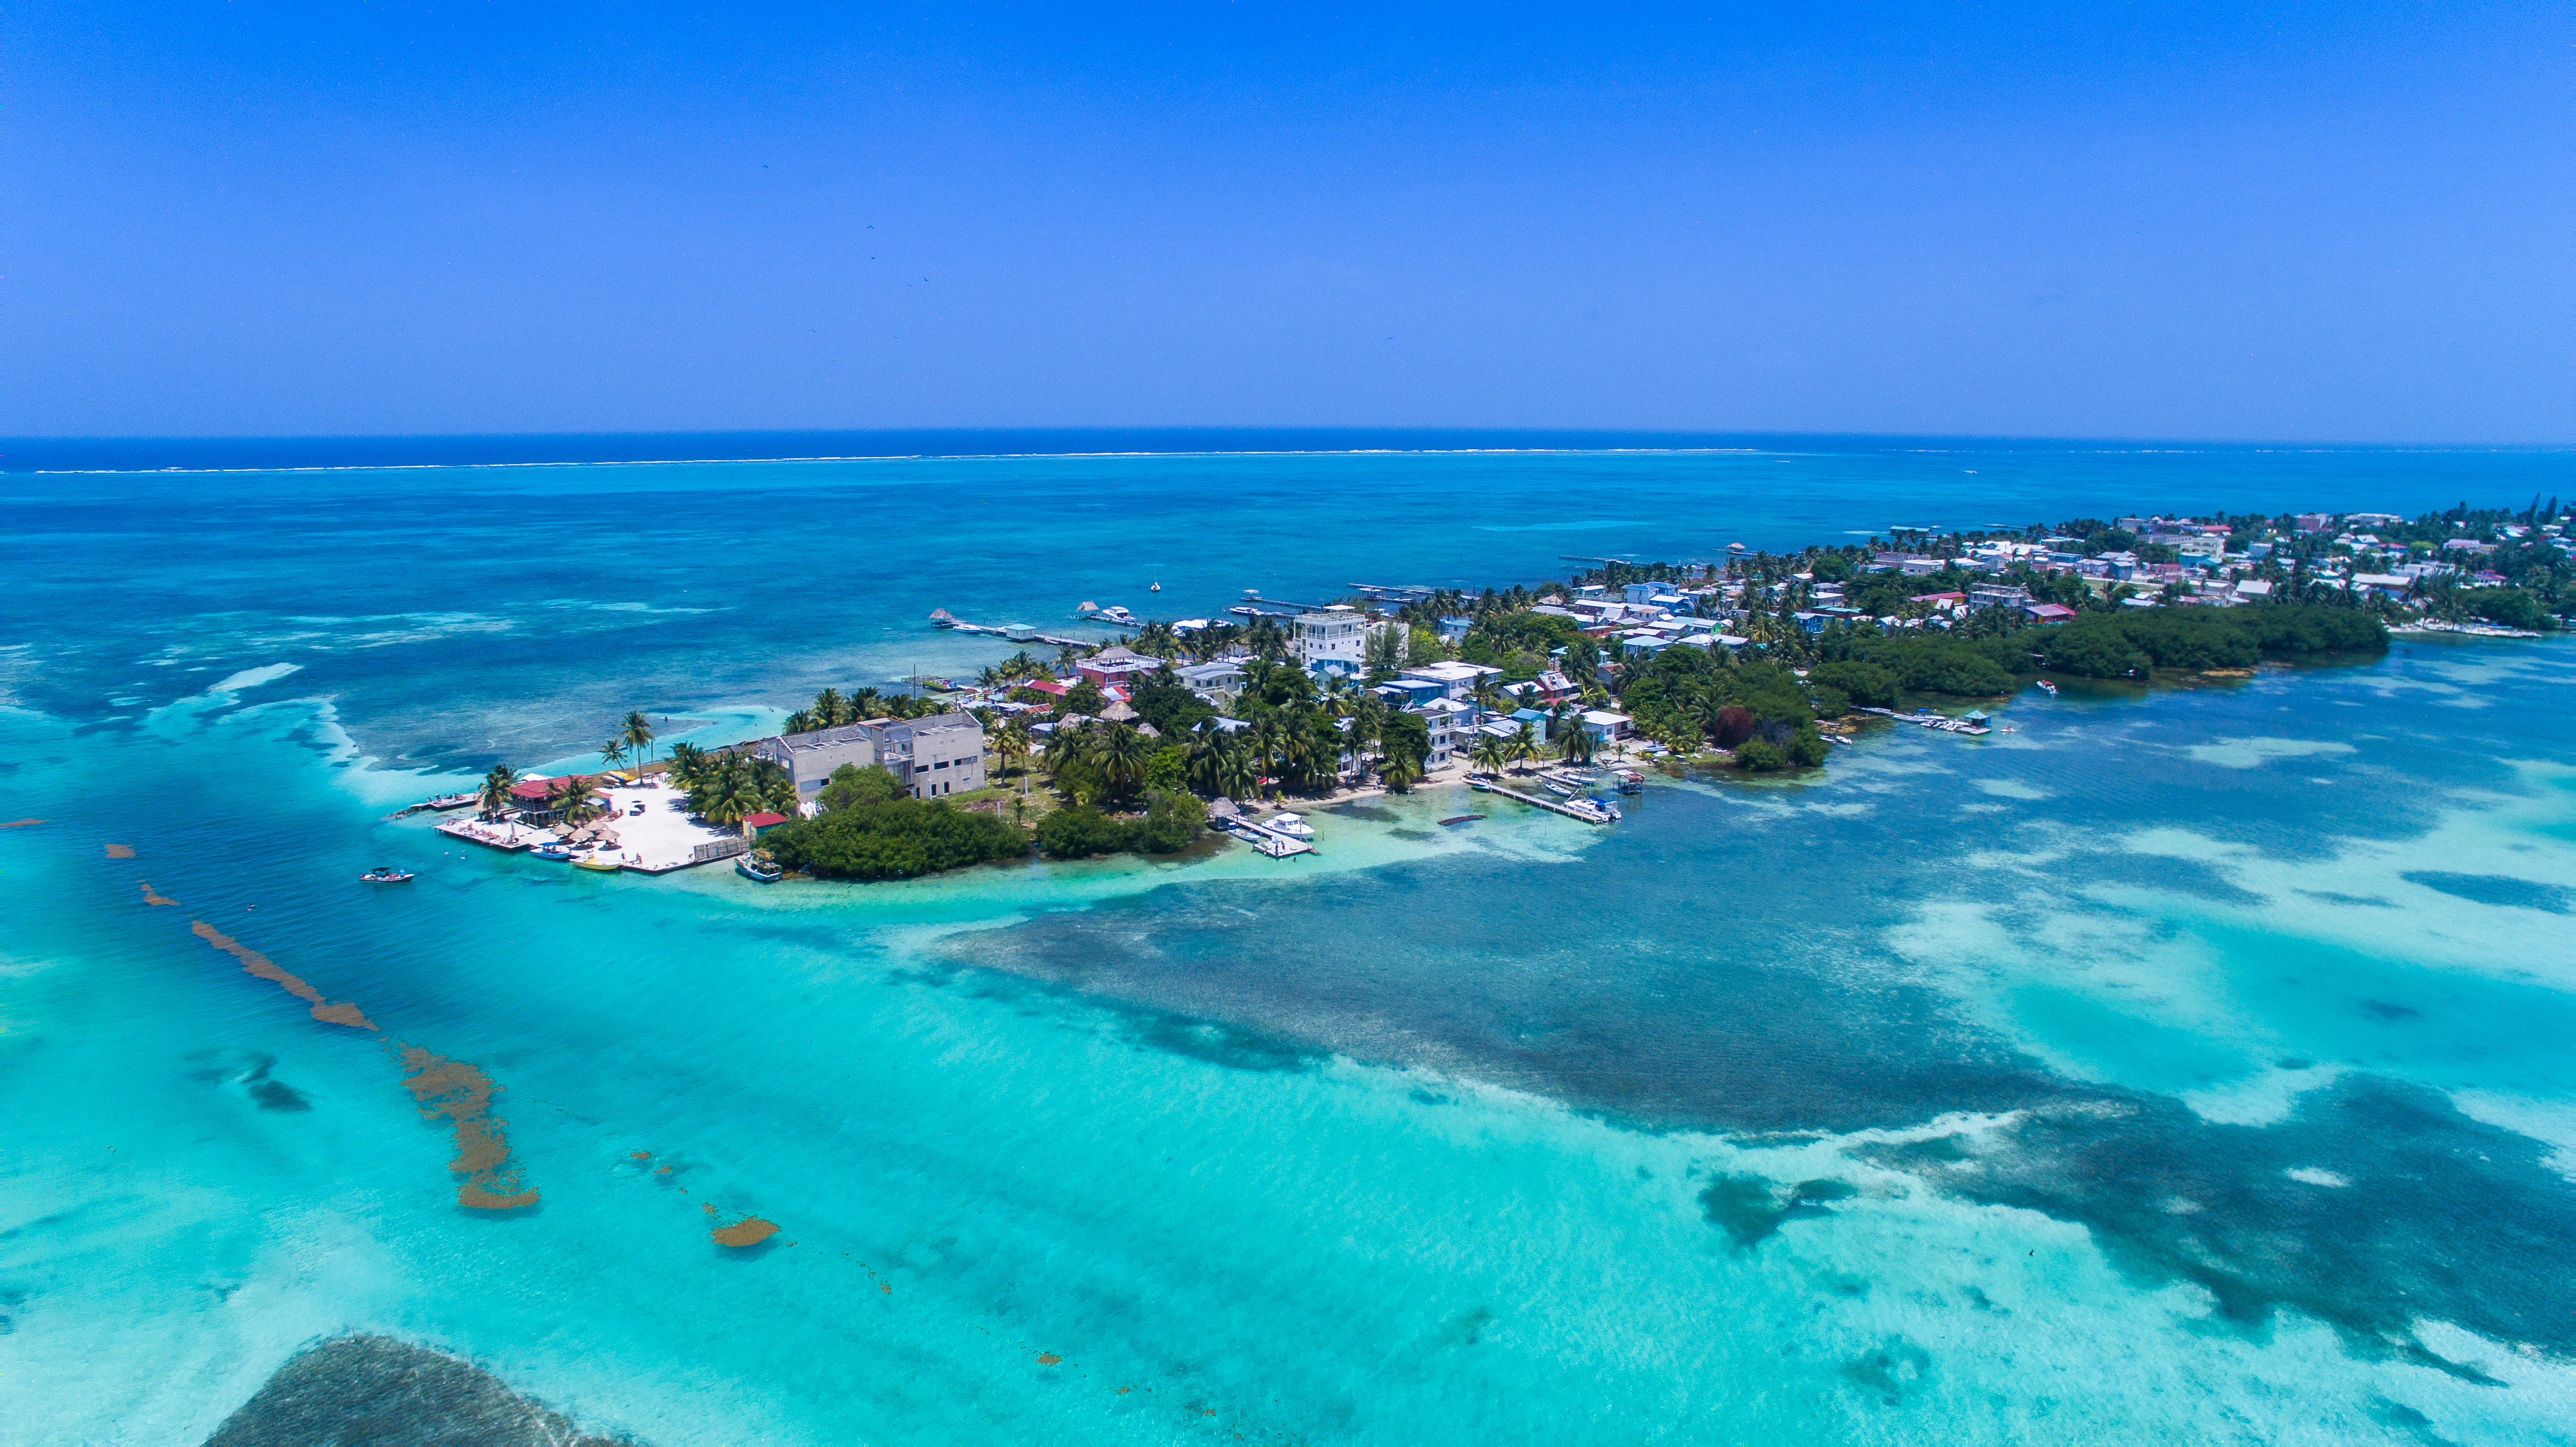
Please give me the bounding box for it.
[574,856,623,873]
[736,856,782,882]
[1264,813,1316,838]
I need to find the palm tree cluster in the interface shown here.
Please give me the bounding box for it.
[1040,720,1161,805]
[781,685,945,736]
[668,743,798,825]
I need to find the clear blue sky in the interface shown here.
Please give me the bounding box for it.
[3,3,2564,442]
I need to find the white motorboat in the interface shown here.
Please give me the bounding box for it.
[1265,813,1316,838]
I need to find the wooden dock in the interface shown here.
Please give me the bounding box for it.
[1858,707,1991,736]
[1472,780,1615,824]
[1222,819,1316,856]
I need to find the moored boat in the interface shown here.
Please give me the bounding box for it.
[1265,813,1316,838]
[736,856,783,882]
[575,856,623,873]
[359,866,414,883]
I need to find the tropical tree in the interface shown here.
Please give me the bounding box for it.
[1380,749,1422,793]
[1469,734,1507,775]
[599,738,630,780]
[554,774,605,825]
[621,711,656,774]
[814,688,850,727]
[1468,674,1507,725]
[1509,722,1538,774]
[666,742,709,790]
[1099,723,1154,801]
[478,764,519,819]
[1214,734,1258,800]
[1558,721,1596,765]
[1000,718,1034,794]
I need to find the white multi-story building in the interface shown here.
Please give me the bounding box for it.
[1294,605,1402,671]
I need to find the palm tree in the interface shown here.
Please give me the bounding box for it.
[1214,734,1258,800]
[1100,723,1152,801]
[1468,674,1506,725]
[1558,722,1595,766]
[620,711,656,776]
[478,764,519,819]
[814,687,849,727]
[1469,734,1507,776]
[1509,721,1537,774]
[667,742,708,791]
[555,774,603,825]
[599,738,630,781]
[1380,749,1422,793]
[999,719,1034,794]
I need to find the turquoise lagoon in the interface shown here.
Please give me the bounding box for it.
[3,447,2575,1444]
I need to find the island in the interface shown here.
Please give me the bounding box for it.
[416,501,2567,884]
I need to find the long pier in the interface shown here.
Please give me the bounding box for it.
[1472,780,1615,824]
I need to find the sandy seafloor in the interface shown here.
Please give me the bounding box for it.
[3,447,2574,1445]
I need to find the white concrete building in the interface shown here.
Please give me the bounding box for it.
[1294,605,1402,671]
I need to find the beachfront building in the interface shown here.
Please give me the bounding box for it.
[1392,660,1502,702]
[1076,645,1162,687]
[1580,710,1633,746]
[1294,605,1402,671]
[747,712,987,802]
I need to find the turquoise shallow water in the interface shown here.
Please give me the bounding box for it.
[5,449,2575,1444]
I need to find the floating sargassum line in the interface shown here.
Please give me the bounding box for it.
[191,919,378,1031]
[397,1046,541,1211]
[172,900,538,1209]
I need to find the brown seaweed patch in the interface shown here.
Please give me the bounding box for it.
[0,818,43,829]
[191,920,376,1030]
[1036,1353,1062,1366]
[139,881,179,906]
[397,1045,539,1211]
[104,844,135,859]
[701,1203,780,1248]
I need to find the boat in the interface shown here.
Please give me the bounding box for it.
[736,856,783,882]
[1149,581,1162,592]
[532,844,573,861]
[575,856,623,873]
[1542,782,1575,798]
[1265,813,1316,838]
[1469,779,1493,792]
[2036,680,2058,696]
[1438,815,1484,826]
[359,867,414,883]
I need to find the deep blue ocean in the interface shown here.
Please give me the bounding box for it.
[3,442,2573,1444]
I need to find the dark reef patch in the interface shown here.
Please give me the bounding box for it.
[204,1334,634,1446]
[240,1055,312,1111]
[942,843,2076,1133]
[1699,1175,1857,1250]
[2358,999,2420,1022]
[1840,1336,1932,1406]
[1855,1077,2576,1368]
[941,787,2576,1377]
[2297,889,2397,908]
[2401,871,2571,914]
